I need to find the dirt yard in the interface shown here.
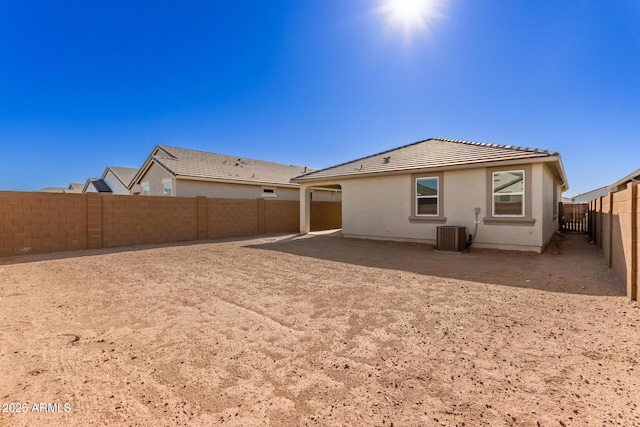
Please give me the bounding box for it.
[0,232,638,427]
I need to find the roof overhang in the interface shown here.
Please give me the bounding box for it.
[609,167,640,193]
[175,175,300,188]
[293,156,569,191]
[128,147,176,190]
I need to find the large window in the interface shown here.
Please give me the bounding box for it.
[416,177,439,216]
[492,170,524,216]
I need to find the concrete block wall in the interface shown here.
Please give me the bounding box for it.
[1,192,341,258]
[206,198,261,239]
[592,184,639,301]
[102,195,199,247]
[265,200,299,233]
[0,192,87,257]
[310,201,342,232]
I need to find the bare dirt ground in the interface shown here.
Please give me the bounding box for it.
[0,232,638,427]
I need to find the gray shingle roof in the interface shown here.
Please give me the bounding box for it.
[293,137,559,182]
[150,146,313,186]
[107,167,138,187]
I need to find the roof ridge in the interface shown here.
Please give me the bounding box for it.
[294,138,435,180]
[157,145,311,169]
[293,137,558,181]
[432,137,555,155]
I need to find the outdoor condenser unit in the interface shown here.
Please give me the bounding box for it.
[436,226,467,252]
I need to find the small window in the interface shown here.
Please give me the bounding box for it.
[142,185,150,196]
[492,170,524,216]
[262,187,277,198]
[163,183,172,196]
[416,177,439,216]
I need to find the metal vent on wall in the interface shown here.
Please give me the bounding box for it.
[436,226,467,252]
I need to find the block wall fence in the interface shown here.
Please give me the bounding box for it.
[590,182,639,301]
[0,191,341,258]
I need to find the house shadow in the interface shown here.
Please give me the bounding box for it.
[0,234,275,266]
[247,231,625,297]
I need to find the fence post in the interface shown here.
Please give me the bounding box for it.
[597,197,603,248]
[608,193,614,268]
[257,198,266,234]
[630,183,638,301]
[196,196,207,240]
[86,193,104,249]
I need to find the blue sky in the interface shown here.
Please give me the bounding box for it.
[1,0,639,196]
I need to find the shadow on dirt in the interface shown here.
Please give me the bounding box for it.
[247,231,624,297]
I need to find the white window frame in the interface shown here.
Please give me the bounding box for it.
[415,176,439,217]
[163,183,173,196]
[492,169,525,217]
[142,182,150,196]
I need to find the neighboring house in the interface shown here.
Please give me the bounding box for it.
[293,137,568,253]
[609,167,640,193]
[81,167,140,194]
[567,186,609,204]
[128,145,341,201]
[83,178,113,194]
[101,166,138,195]
[37,183,84,193]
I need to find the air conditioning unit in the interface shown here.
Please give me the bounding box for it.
[437,226,467,252]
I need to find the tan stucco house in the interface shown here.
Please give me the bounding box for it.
[293,137,568,253]
[82,167,138,194]
[129,145,341,201]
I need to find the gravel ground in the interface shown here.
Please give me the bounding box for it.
[0,231,638,427]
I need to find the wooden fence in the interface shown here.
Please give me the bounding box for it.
[559,203,589,232]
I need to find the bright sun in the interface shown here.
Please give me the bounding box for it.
[375,0,447,41]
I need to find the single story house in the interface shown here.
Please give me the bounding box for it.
[101,166,138,195]
[82,166,138,194]
[292,137,568,253]
[609,167,640,194]
[83,178,113,194]
[567,186,610,204]
[37,183,84,193]
[128,145,341,201]
[82,167,138,194]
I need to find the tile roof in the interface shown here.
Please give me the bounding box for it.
[293,137,560,182]
[106,167,138,187]
[149,145,313,186]
[37,187,66,193]
[67,183,84,193]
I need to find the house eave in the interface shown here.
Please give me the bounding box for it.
[293,156,567,186]
[175,175,300,188]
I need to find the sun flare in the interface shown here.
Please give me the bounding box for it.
[375,0,447,41]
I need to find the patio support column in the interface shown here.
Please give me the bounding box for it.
[300,185,311,233]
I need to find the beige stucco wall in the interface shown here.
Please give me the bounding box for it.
[139,163,175,196]
[176,178,300,200]
[311,189,342,202]
[540,163,559,247]
[305,163,558,252]
[103,171,131,195]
